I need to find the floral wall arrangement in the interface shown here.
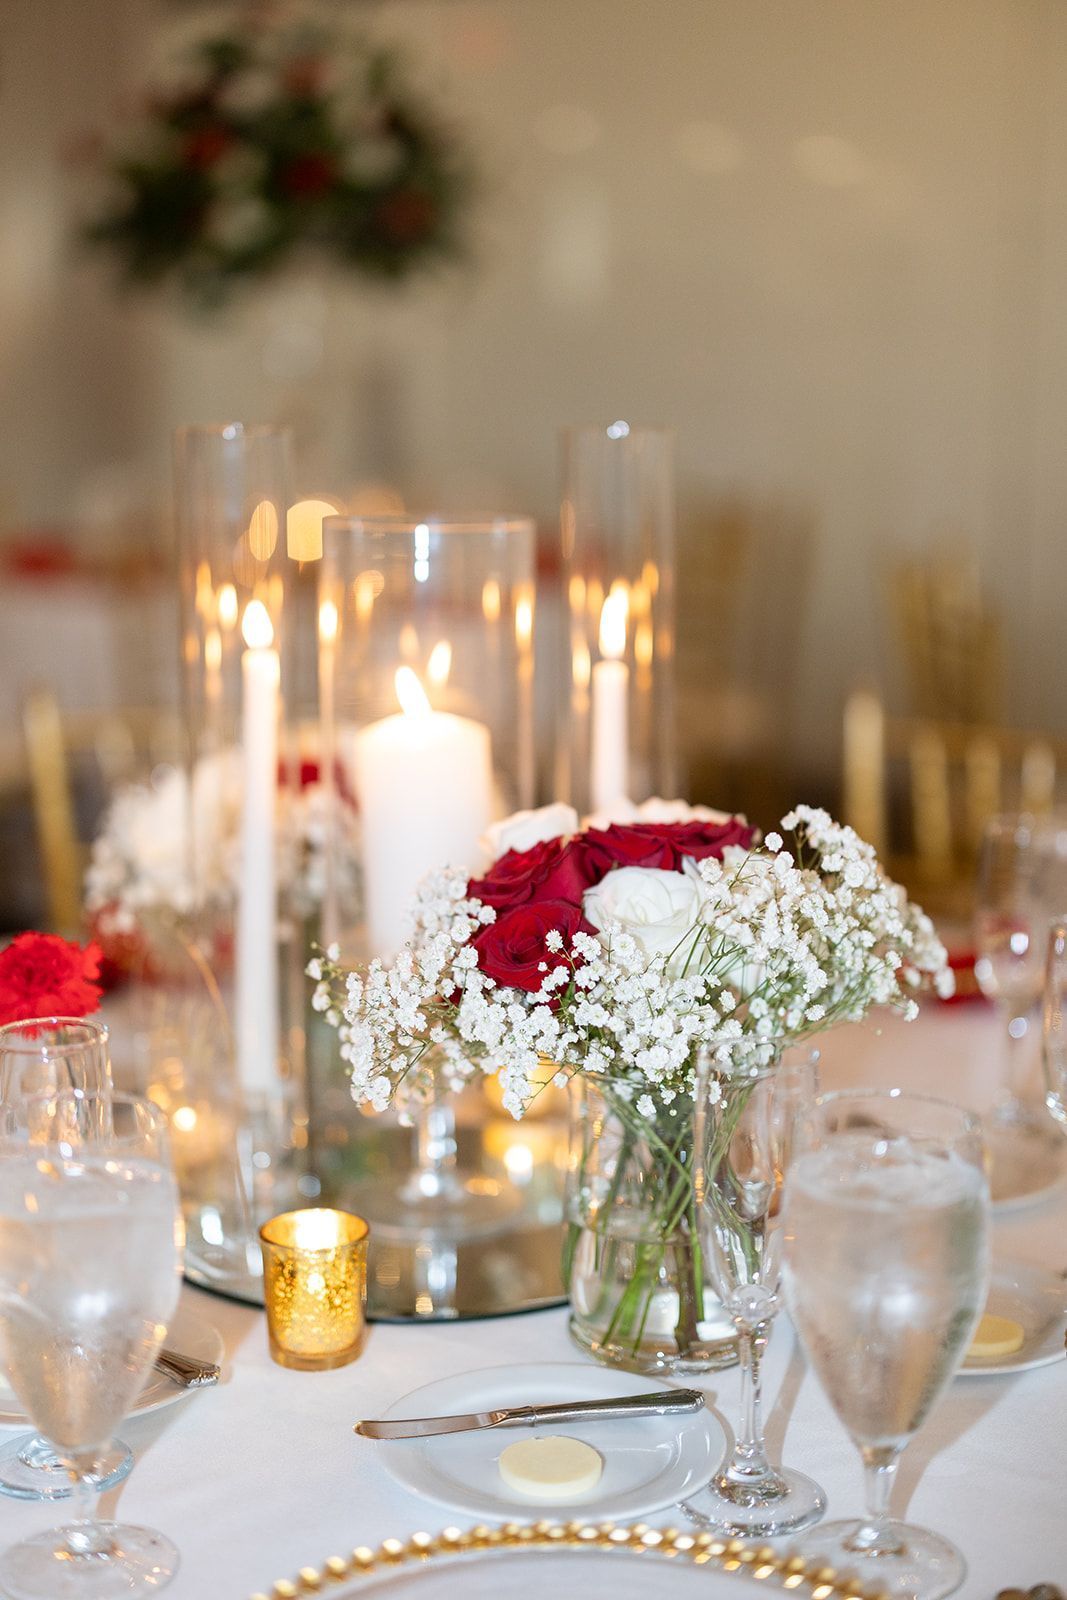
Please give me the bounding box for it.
[83,13,474,307]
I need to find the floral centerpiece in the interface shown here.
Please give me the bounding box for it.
[312,800,951,1371]
[85,750,358,979]
[82,14,472,307]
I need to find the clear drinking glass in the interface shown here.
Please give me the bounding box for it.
[974,813,1064,1202]
[0,1091,183,1600]
[683,1040,825,1537]
[0,1018,133,1503]
[782,1089,990,1599]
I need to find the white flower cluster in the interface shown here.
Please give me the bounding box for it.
[85,749,360,935]
[311,803,951,1122]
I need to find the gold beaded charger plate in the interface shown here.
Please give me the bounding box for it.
[959,1258,1067,1375]
[254,1524,881,1600]
[0,1304,224,1426]
[365,1363,725,1524]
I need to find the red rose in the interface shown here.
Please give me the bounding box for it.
[374,187,437,245]
[579,824,677,877]
[579,818,755,881]
[0,933,103,1026]
[468,838,595,912]
[280,153,337,200]
[660,818,757,865]
[472,900,591,994]
[182,126,231,171]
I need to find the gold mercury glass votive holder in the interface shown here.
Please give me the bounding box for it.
[259,1208,369,1370]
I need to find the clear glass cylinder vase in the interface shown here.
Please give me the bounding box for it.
[318,514,537,962]
[315,513,537,1239]
[167,422,308,1283]
[564,1075,736,1375]
[558,424,676,816]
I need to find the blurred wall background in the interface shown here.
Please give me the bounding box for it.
[2,0,1066,801]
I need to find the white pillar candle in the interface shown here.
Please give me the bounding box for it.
[591,586,630,813]
[236,600,279,1096]
[355,666,492,959]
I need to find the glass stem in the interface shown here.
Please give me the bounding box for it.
[724,1321,774,1484]
[62,1453,114,1558]
[997,1005,1031,1116]
[846,1445,905,1557]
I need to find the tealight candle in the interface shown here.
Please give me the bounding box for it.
[259,1208,369,1370]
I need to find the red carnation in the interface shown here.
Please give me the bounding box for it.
[472,900,591,994]
[468,838,595,913]
[0,933,103,1026]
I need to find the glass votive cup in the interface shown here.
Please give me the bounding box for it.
[259,1208,369,1370]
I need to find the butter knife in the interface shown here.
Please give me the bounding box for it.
[153,1347,221,1389]
[355,1387,704,1440]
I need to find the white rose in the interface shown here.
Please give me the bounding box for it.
[633,797,735,824]
[584,797,739,829]
[583,866,705,976]
[483,803,579,861]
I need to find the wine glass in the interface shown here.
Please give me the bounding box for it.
[683,1039,825,1537]
[1042,918,1067,1132]
[782,1089,990,1599]
[979,812,1067,1203]
[0,1017,133,1503]
[974,814,1064,1202]
[0,1090,183,1599]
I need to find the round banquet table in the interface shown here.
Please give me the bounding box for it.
[3,1004,1065,1599]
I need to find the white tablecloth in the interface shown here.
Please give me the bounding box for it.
[4,1006,1066,1598]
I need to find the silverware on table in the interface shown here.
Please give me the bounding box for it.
[355,1387,705,1440]
[153,1347,221,1388]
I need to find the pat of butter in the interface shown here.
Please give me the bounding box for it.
[498,1434,603,1501]
[968,1313,1025,1359]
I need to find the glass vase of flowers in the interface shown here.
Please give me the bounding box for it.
[312,801,953,1366]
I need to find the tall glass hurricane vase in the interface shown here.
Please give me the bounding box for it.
[559,424,676,817]
[685,1040,825,1537]
[317,514,537,1236]
[172,422,306,1283]
[782,1091,990,1599]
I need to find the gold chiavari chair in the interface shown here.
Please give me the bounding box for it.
[890,549,1001,725]
[20,690,182,934]
[843,689,1066,916]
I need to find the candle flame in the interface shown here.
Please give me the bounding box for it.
[318,598,339,644]
[248,500,279,561]
[287,498,339,563]
[242,599,274,650]
[217,583,239,630]
[395,665,431,718]
[293,1210,343,1250]
[427,640,452,687]
[515,586,534,649]
[204,628,222,673]
[599,587,628,659]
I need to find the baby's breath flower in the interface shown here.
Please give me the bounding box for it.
[309,805,949,1120]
